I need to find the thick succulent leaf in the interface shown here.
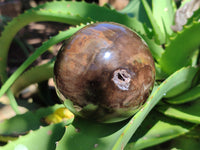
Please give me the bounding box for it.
[168,125,200,150]
[124,110,193,150]
[155,63,168,80]
[56,67,195,150]
[152,0,175,36]
[159,21,200,75]
[0,123,66,150]
[164,66,200,98]
[140,35,164,61]
[0,104,64,135]
[11,61,54,95]
[120,0,151,27]
[144,125,200,150]
[141,0,165,44]
[166,84,200,104]
[157,99,200,124]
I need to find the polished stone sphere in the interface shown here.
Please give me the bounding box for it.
[54,22,155,123]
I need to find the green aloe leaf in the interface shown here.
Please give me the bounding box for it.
[0,123,66,150]
[164,66,200,98]
[157,99,200,124]
[168,125,200,150]
[152,0,175,36]
[141,0,165,44]
[124,110,193,150]
[140,35,164,61]
[11,60,54,95]
[159,21,200,75]
[166,84,200,104]
[155,63,168,80]
[120,0,151,27]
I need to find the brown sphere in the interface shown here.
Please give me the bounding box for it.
[54,22,155,123]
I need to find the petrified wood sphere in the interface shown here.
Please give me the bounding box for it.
[54,22,155,123]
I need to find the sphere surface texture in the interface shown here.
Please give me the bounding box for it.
[54,22,155,123]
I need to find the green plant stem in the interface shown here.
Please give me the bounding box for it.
[6,90,20,114]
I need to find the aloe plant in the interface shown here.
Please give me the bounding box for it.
[0,0,200,149]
